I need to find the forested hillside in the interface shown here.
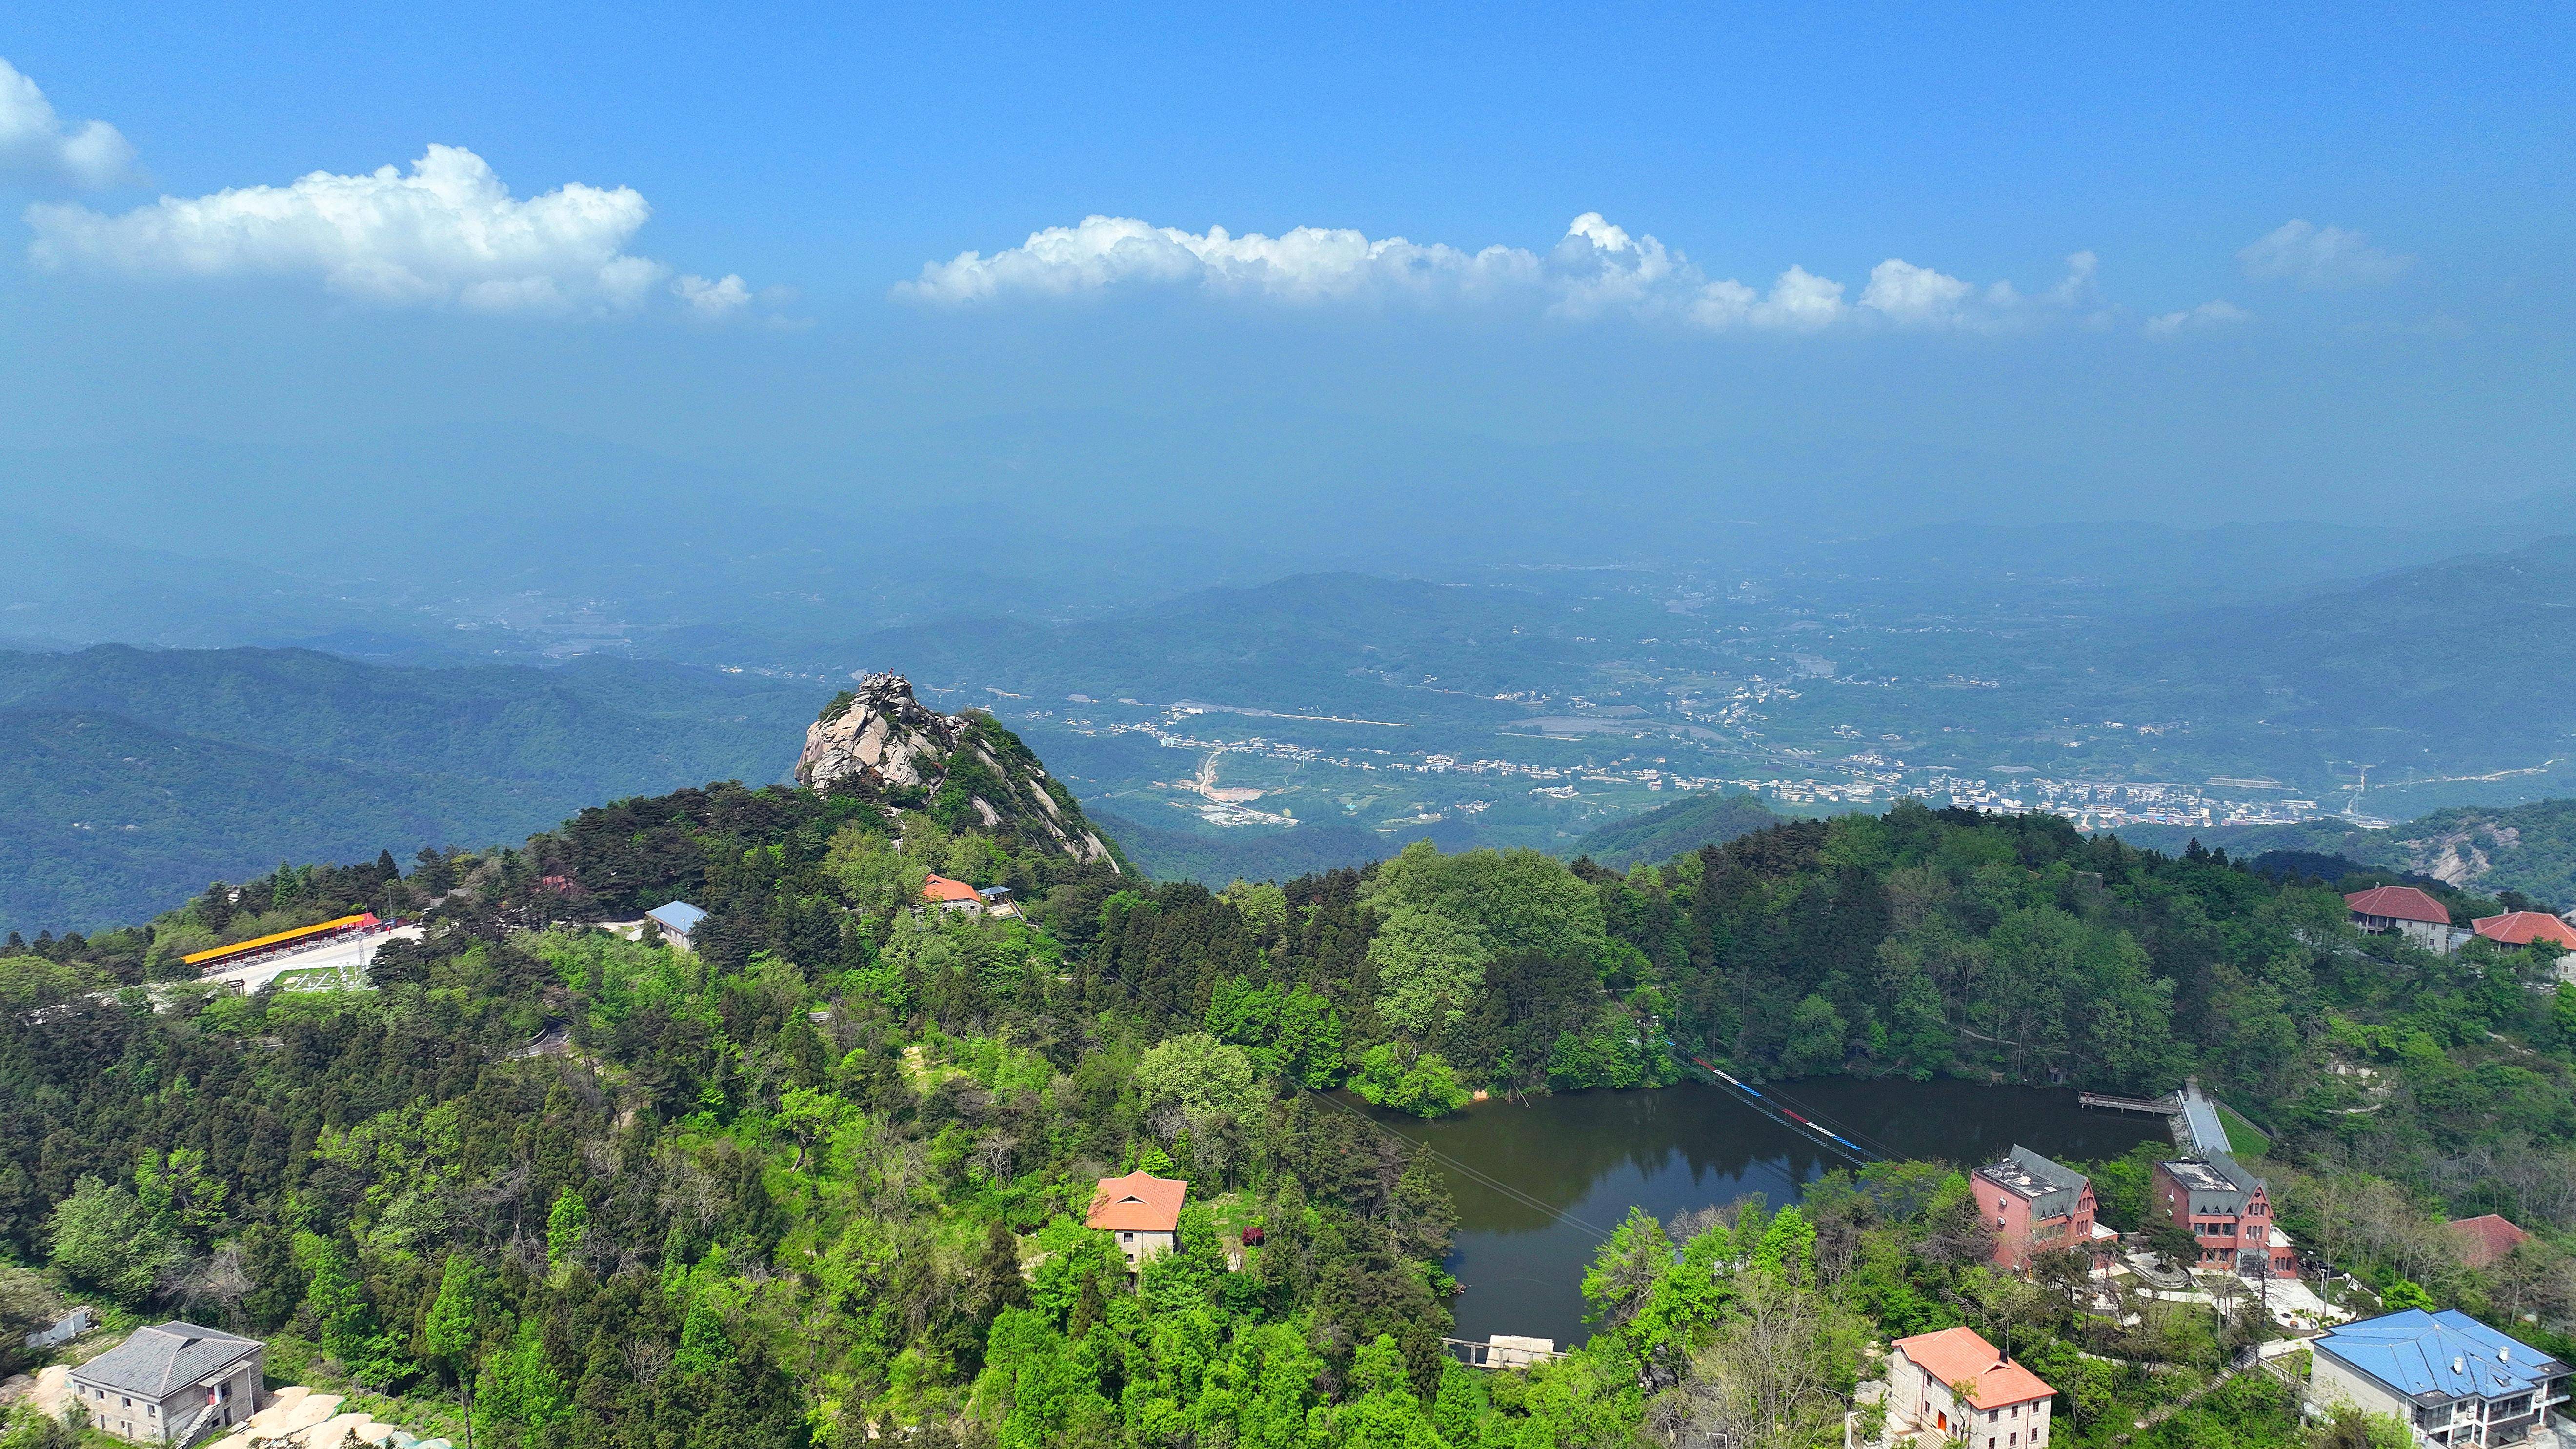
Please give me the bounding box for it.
[2124,796,2576,911]
[7,715,2576,1449]
[1568,792,1779,871]
[0,647,817,934]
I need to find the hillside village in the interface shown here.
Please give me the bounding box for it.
[7,693,2576,1449]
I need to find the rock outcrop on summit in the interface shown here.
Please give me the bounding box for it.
[796,673,1118,868]
[796,673,959,795]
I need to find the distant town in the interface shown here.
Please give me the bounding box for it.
[1005,689,2357,838]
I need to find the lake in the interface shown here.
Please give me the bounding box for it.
[1366,1078,2171,1347]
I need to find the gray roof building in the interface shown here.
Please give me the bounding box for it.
[1981,1145,2090,1220]
[2159,1153,2263,1214]
[73,1323,259,1399]
[68,1321,264,1445]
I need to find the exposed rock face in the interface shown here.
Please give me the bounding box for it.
[795,673,1117,869]
[796,673,961,794]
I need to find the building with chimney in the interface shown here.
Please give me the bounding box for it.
[1971,1146,2115,1270]
[2309,1309,2570,1447]
[2153,1154,2297,1276]
[2472,913,2576,952]
[1886,1326,2056,1449]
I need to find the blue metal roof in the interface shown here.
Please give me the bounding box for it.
[646,901,707,933]
[2316,1310,2565,1402]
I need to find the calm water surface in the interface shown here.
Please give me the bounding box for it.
[1368,1079,2168,1348]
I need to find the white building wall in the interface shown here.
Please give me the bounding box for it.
[2310,1352,2424,1426]
[1961,1396,2054,1449]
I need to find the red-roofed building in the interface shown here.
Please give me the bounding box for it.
[1087,1170,1188,1268]
[2346,886,2463,953]
[921,873,986,915]
[1889,1327,2056,1448]
[2473,912,2576,951]
[2446,1214,2531,1270]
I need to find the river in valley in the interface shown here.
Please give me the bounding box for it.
[1365,1078,2171,1348]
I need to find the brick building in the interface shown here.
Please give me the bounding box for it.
[2153,1155,2297,1276]
[1971,1146,2115,1270]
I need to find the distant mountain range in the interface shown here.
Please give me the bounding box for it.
[5,513,2574,928]
[0,647,818,934]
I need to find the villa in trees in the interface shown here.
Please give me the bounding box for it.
[2448,1215,2532,1270]
[1972,1146,2117,1270]
[645,900,706,951]
[1886,1327,2056,1449]
[2346,886,2465,953]
[2472,912,2576,951]
[922,873,987,915]
[1087,1170,1187,1269]
[2153,1154,2297,1276]
[67,1322,264,1445]
[2309,1309,2570,1447]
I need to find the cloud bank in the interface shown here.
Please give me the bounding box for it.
[2144,299,2251,337]
[901,212,2113,334]
[27,144,753,317]
[0,57,137,189]
[2238,220,2412,289]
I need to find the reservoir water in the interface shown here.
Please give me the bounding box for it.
[1370,1079,2170,1348]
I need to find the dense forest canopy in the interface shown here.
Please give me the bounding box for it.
[4,711,2575,1449]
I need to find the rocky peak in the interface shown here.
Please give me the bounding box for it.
[797,673,961,794]
[795,673,1117,869]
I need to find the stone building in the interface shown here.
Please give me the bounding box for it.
[66,1322,262,1444]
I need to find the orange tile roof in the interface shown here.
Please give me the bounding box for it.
[2345,886,2452,926]
[2446,1214,2530,1269]
[1895,1326,2055,1409]
[2473,912,2576,949]
[922,873,981,904]
[1087,1171,1187,1233]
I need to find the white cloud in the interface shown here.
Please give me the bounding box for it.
[2238,220,2411,289]
[2144,299,2251,337]
[900,213,1537,304]
[905,213,2109,337]
[674,271,753,319]
[0,57,137,188]
[27,144,759,318]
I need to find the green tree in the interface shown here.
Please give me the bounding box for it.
[43,1177,175,1307]
[1779,995,1849,1078]
[1367,906,1486,1039]
[1136,1033,1271,1137]
[546,1187,589,1271]
[1349,1044,1470,1117]
[297,1231,410,1386]
[676,1292,737,1375]
[474,1316,568,1441]
[1333,1334,1443,1449]
[2383,1278,2435,1310]
[423,1253,481,1387]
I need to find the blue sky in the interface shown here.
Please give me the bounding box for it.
[1,2,2569,557]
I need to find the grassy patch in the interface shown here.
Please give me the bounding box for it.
[2214,1101,2271,1157]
